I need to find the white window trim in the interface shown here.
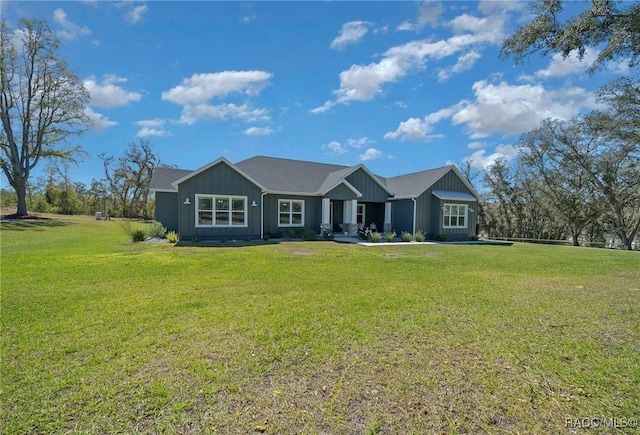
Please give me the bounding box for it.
[357,203,366,226]
[443,203,468,229]
[195,194,248,228]
[278,199,305,227]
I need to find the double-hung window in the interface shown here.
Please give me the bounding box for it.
[356,204,366,227]
[279,199,304,227]
[443,204,467,228]
[196,195,247,227]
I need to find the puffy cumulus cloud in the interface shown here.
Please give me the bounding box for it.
[243,126,274,136]
[124,4,148,24]
[135,119,171,137]
[359,147,382,161]
[313,17,503,112]
[162,71,272,106]
[330,21,372,50]
[384,104,462,142]
[178,103,270,125]
[84,75,142,108]
[85,107,117,132]
[451,80,596,137]
[462,144,520,170]
[53,8,91,41]
[384,117,431,142]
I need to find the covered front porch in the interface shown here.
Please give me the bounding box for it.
[321,198,392,236]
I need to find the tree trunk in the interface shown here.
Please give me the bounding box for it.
[15,181,28,216]
[571,232,580,246]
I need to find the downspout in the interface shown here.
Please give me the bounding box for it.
[260,191,267,240]
[412,197,417,235]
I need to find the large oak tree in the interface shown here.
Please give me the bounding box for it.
[1,18,89,216]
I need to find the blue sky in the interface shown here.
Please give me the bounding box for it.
[1,1,630,187]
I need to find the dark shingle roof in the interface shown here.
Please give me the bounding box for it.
[385,166,453,198]
[235,156,349,194]
[150,167,193,191]
[149,157,476,200]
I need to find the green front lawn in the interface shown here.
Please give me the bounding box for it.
[2,215,638,433]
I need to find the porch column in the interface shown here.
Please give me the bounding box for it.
[384,202,392,233]
[342,199,358,235]
[321,198,331,234]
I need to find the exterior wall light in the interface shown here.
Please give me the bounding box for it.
[469,207,474,213]
[184,198,191,205]
[251,200,258,207]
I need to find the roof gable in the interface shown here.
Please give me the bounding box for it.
[385,165,479,199]
[170,157,266,190]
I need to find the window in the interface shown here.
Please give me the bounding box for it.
[279,199,304,226]
[443,204,467,228]
[357,204,366,226]
[196,195,247,227]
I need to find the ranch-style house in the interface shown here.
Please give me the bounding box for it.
[150,155,480,241]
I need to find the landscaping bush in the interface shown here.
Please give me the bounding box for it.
[121,221,147,242]
[414,230,425,242]
[283,228,297,240]
[384,231,396,242]
[435,234,447,241]
[400,231,412,242]
[166,231,180,243]
[303,229,317,241]
[357,227,372,240]
[147,222,167,238]
[370,231,382,243]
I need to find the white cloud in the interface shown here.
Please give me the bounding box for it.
[438,50,482,82]
[53,8,91,41]
[385,79,596,142]
[396,1,444,32]
[240,15,256,24]
[384,104,462,142]
[325,141,347,155]
[179,103,270,125]
[84,75,142,108]
[359,147,382,161]
[330,21,372,50]
[243,126,273,136]
[418,1,445,28]
[162,71,272,105]
[384,117,431,142]
[85,107,117,132]
[125,4,148,24]
[347,137,373,149]
[451,80,596,137]
[535,48,599,79]
[396,21,417,32]
[135,119,171,137]
[314,17,503,111]
[462,144,520,170]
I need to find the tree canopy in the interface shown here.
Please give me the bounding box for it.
[501,0,640,72]
[1,18,90,216]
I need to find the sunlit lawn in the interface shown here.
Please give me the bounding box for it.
[1,215,638,433]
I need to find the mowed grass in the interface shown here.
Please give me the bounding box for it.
[1,215,638,433]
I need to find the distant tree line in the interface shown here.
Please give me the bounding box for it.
[470,77,639,250]
[1,139,161,219]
